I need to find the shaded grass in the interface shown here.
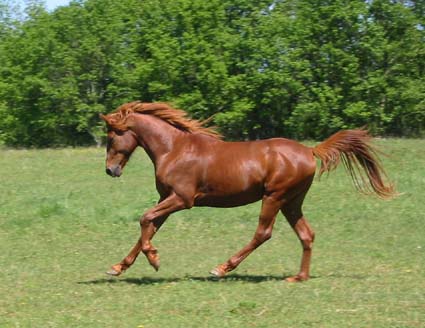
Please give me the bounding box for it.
[0,139,424,327]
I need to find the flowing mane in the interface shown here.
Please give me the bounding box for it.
[105,101,222,139]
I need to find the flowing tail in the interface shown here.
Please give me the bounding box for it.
[312,129,396,199]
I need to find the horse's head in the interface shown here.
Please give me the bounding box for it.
[100,114,138,177]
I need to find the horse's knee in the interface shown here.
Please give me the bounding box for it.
[139,212,155,227]
[255,228,273,244]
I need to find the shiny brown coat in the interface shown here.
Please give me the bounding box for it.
[101,102,395,281]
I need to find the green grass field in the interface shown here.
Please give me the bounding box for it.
[1,139,424,327]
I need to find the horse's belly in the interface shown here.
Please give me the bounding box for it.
[194,189,263,208]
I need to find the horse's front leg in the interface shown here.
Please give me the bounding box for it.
[107,193,187,276]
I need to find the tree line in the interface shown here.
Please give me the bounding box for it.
[0,0,424,147]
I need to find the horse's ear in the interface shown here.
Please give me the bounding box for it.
[100,114,110,124]
[100,114,116,129]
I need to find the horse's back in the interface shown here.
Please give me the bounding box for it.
[217,137,315,172]
[193,136,316,181]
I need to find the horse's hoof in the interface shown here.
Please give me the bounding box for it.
[106,268,121,276]
[285,275,308,283]
[147,251,160,271]
[151,260,160,272]
[209,267,225,278]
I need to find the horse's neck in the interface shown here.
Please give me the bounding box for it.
[133,114,182,163]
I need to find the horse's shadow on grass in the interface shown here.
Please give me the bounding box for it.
[78,273,319,285]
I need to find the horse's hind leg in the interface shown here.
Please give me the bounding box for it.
[210,195,282,277]
[281,190,315,282]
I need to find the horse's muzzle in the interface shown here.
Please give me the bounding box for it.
[106,166,122,177]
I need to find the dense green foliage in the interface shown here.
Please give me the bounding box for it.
[0,0,424,146]
[1,140,424,327]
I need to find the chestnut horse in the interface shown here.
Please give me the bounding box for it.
[100,101,395,282]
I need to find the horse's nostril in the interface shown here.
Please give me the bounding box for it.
[106,168,113,176]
